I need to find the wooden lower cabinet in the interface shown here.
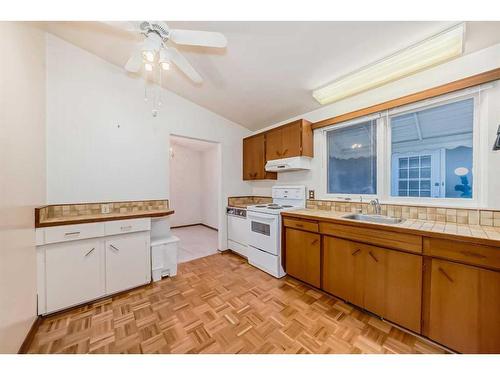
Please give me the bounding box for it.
[425,259,500,353]
[285,228,321,288]
[323,237,364,307]
[323,236,422,332]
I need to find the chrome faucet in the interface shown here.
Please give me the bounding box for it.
[370,198,381,215]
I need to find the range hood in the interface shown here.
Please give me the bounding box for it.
[265,156,312,172]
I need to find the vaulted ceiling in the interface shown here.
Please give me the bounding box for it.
[37,21,500,130]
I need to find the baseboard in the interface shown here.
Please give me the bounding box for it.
[171,223,218,231]
[18,316,42,354]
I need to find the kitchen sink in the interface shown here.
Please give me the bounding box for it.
[342,213,405,224]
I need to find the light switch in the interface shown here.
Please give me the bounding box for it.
[101,204,111,214]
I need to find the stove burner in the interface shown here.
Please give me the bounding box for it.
[268,204,279,206]
[256,205,267,208]
[281,205,293,208]
[267,206,281,209]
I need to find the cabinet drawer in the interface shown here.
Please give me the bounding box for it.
[44,222,105,244]
[320,222,422,253]
[104,218,151,236]
[423,237,500,270]
[283,218,318,232]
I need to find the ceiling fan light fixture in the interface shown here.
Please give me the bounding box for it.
[161,61,171,71]
[144,63,153,72]
[312,23,465,106]
[142,50,155,63]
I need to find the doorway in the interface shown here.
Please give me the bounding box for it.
[169,135,220,263]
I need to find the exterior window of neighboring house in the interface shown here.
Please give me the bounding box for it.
[390,98,474,199]
[326,120,377,195]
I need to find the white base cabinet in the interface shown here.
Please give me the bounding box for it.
[36,218,151,315]
[106,233,150,295]
[45,239,105,313]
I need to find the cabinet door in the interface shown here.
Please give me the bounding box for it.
[106,233,150,295]
[363,244,386,317]
[285,228,321,287]
[281,121,302,158]
[323,236,364,306]
[265,128,283,161]
[427,259,500,353]
[364,243,422,332]
[45,239,104,313]
[243,134,276,180]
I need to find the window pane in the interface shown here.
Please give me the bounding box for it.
[327,120,377,194]
[391,98,474,199]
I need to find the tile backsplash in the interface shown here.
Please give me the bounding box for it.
[228,196,272,207]
[38,199,169,221]
[306,199,500,227]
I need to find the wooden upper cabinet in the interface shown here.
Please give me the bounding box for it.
[285,228,321,288]
[242,134,277,180]
[265,119,313,161]
[425,259,500,353]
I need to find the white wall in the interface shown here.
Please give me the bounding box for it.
[169,143,203,227]
[201,146,220,229]
[0,23,46,353]
[169,141,219,229]
[46,34,251,250]
[250,44,500,209]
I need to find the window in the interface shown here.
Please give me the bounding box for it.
[323,93,478,202]
[390,98,474,199]
[326,120,377,195]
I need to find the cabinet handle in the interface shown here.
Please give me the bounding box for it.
[282,149,288,156]
[110,244,120,252]
[369,251,378,262]
[351,249,361,256]
[295,223,304,228]
[84,247,95,257]
[120,225,132,231]
[65,231,80,236]
[438,267,454,283]
[311,239,319,245]
[276,151,281,156]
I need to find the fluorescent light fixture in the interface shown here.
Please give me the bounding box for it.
[312,24,465,105]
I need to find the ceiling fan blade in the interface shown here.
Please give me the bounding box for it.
[166,48,203,83]
[124,44,143,72]
[169,29,227,48]
[101,21,141,32]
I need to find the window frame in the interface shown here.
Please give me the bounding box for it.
[319,86,485,207]
[320,113,383,201]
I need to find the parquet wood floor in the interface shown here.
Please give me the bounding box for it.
[28,252,447,354]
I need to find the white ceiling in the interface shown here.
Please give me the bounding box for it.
[37,21,500,131]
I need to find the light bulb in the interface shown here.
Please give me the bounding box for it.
[161,61,170,71]
[142,50,155,62]
[144,63,153,72]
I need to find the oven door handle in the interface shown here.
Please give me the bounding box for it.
[247,212,277,222]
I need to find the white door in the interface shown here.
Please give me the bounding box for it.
[45,239,105,313]
[391,150,443,198]
[105,233,150,295]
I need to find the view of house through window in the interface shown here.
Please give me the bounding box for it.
[326,120,377,195]
[390,98,474,199]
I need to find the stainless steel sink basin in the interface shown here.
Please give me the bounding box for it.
[342,213,405,224]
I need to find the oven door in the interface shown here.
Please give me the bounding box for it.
[247,211,279,255]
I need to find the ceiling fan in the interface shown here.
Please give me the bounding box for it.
[107,21,227,84]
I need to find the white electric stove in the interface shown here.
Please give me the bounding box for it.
[246,186,306,278]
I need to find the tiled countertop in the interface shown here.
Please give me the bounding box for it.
[282,209,500,247]
[36,209,174,228]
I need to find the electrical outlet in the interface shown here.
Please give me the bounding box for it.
[101,204,111,214]
[308,189,315,199]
